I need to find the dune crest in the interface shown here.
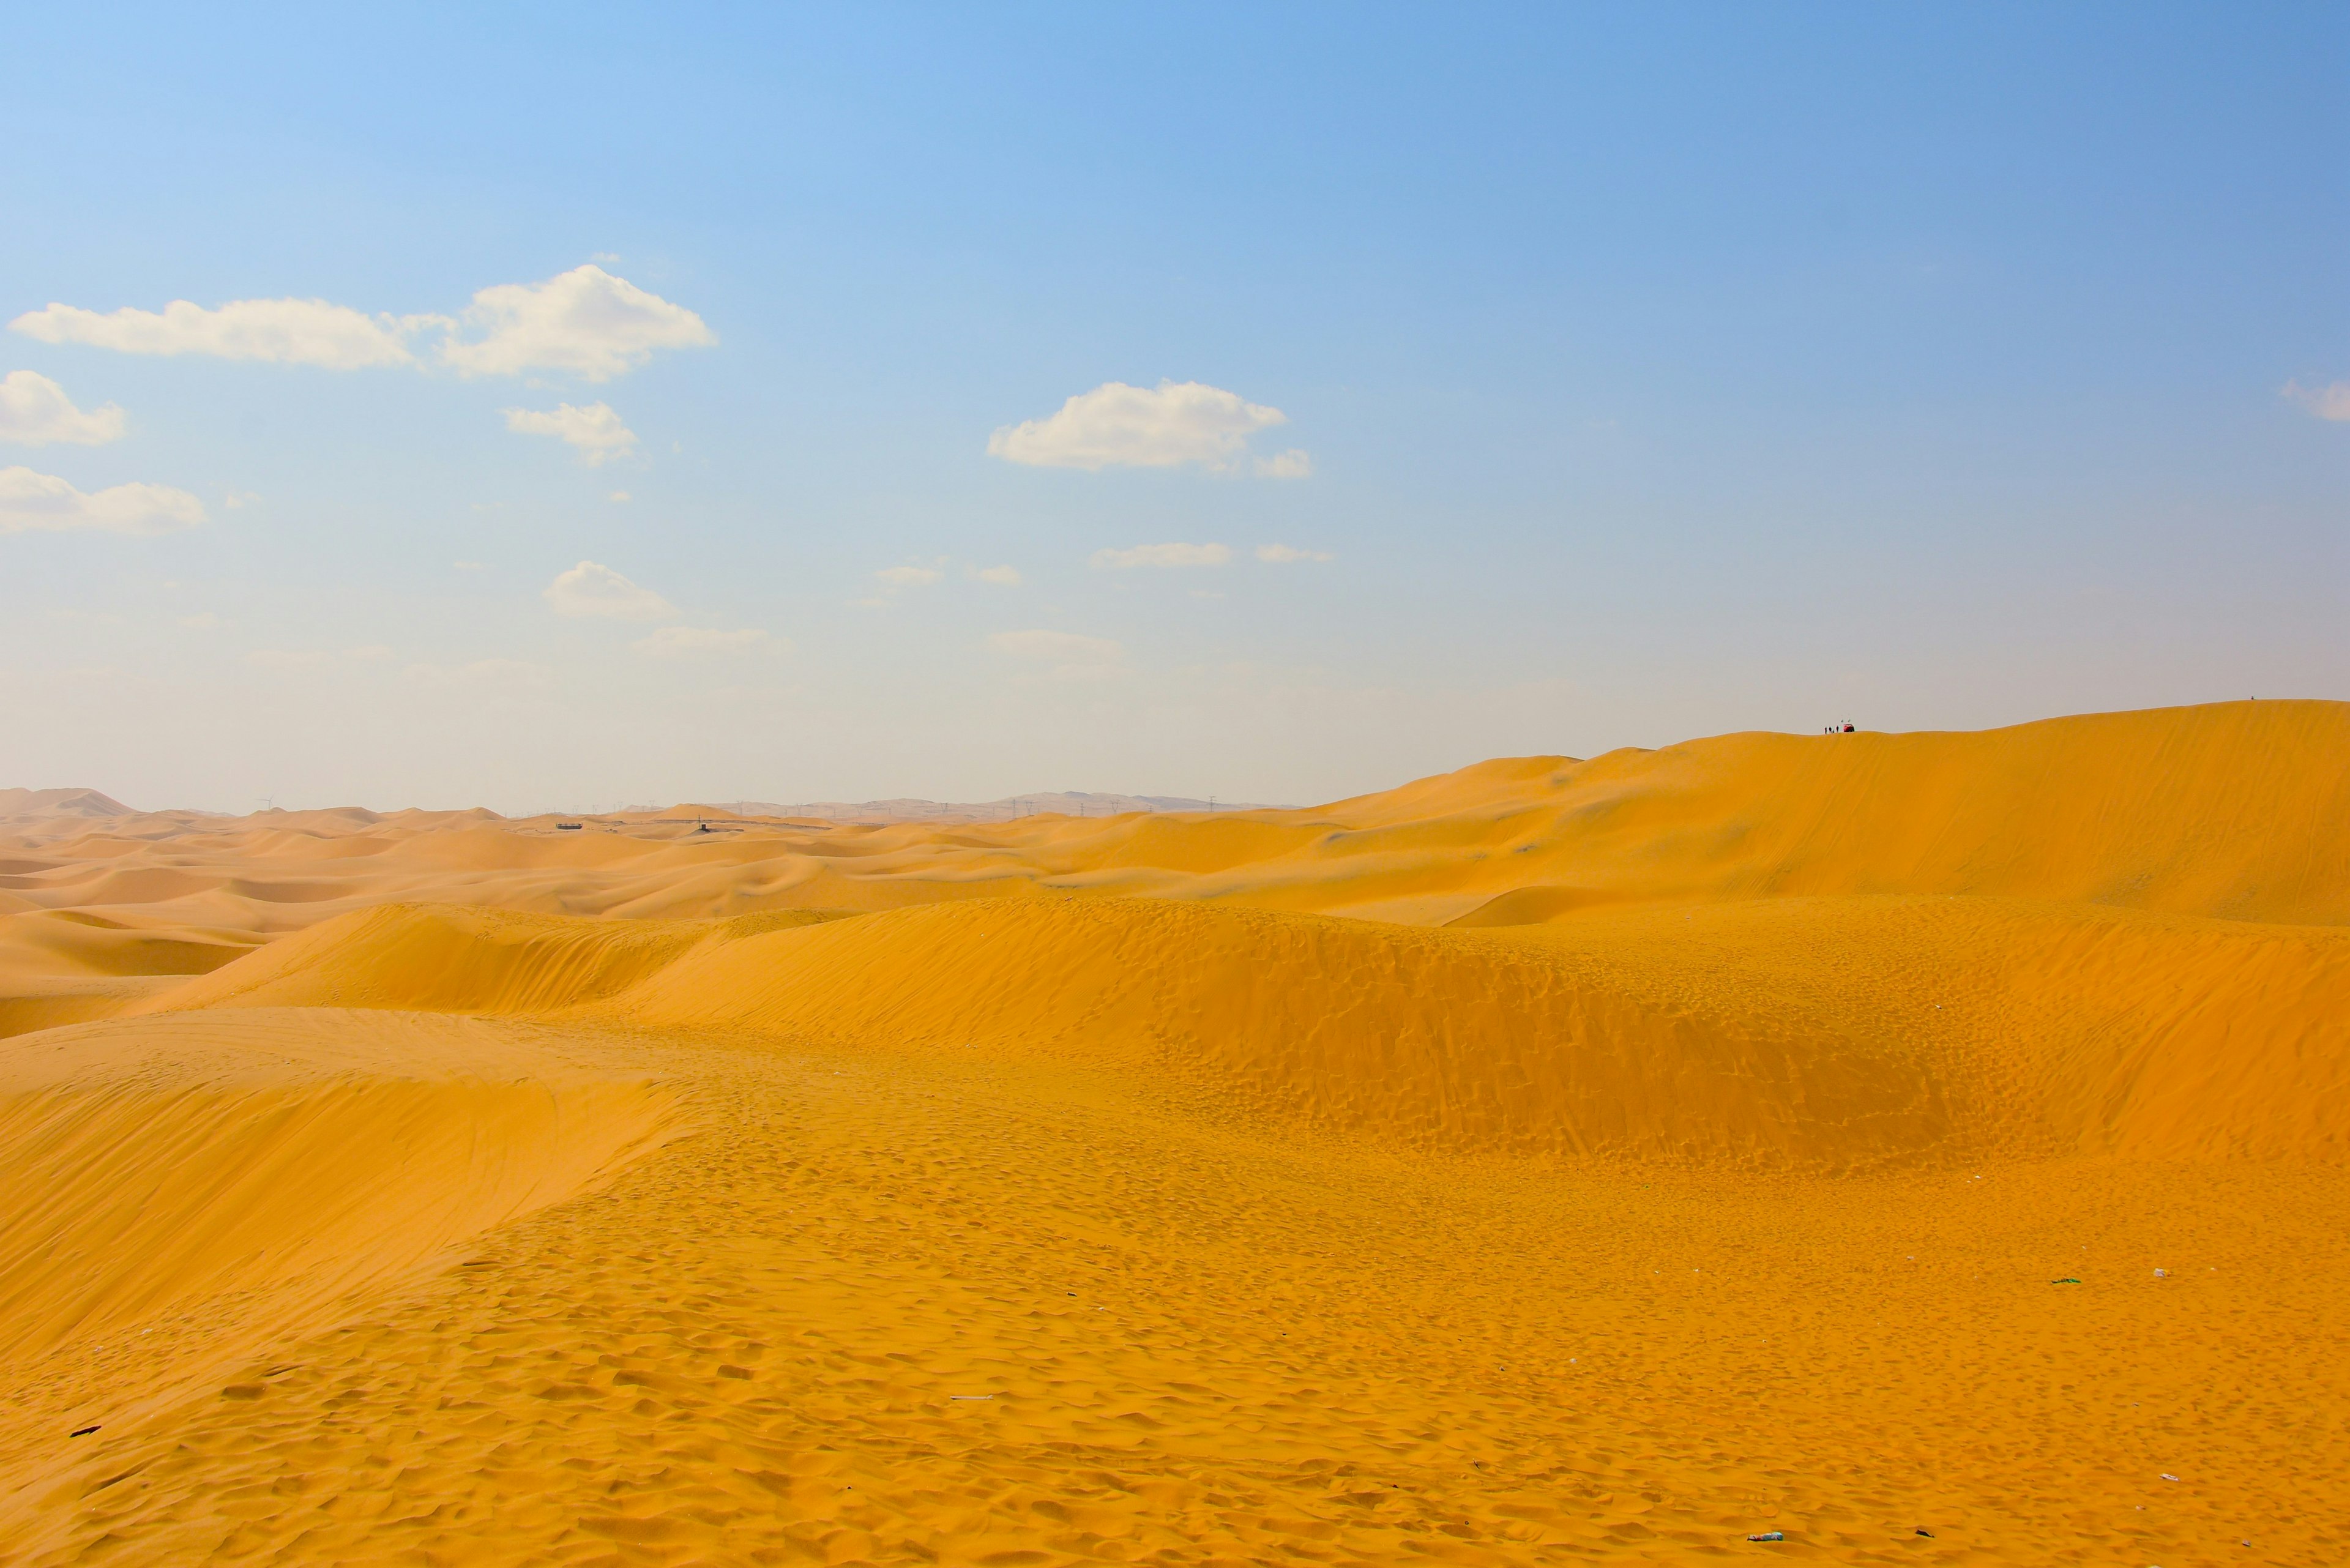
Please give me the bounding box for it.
[1,703,2341,965]
[131,886,2350,1167]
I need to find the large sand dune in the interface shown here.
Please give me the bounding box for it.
[1,700,2345,1563]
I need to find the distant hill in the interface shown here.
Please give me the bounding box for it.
[0,787,135,821]
[684,791,1281,824]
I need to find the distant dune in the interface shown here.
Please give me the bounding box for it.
[3,700,2346,1563]
[698,791,1277,823]
[0,787,134,822]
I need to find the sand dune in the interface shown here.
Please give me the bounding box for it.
[5,702,2342,960]
[1,700,2345,1564]
[710,790,1263,824]
[127,889,2350,1167]
[0,790,135,824]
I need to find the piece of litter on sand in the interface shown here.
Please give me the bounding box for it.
[1746,1531,1784,1542]
[69,1425,100,1438]
[1915,1528,1934,1537]
[2053,1277,2081,1284]
[2160,1473,2179,1481]
[950,1395,993,1400]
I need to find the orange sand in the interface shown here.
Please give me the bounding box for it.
[0,700,2344,1564]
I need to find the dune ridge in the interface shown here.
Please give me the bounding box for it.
[2,703,2341,961]
[130,887,2350,1168]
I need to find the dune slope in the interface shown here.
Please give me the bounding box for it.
[0,1009,674,1547]
[129,889,2350,1168]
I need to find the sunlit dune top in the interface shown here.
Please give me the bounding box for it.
[3,701,2344,947]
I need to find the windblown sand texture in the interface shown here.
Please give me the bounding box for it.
[1,700,2346,1565]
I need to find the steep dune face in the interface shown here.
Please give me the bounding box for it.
[145,903,744,1015]
[1485,896,2350,1162]
[611,898,1952,1168]
[149,900,1949,1166]
[138,888,2350,1167]
[0,1009,674,1551]
[0,1010,673,1362]
[0,911,258,987]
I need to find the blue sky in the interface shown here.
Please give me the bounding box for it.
[2,4,2343,812]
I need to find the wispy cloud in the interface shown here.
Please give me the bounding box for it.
[855,562,946,605]
[0,371,125,446]
[0,466,206,535]
[12,297,433,369]
[1253,448,1313,479]
[542,560,677,621]
[1256,543,1334,563]
[988,379,1302,474]
[502,401,638,465]
[2283,379,2350,422]
[972,564,1022,586]
[1091,541,1231,569]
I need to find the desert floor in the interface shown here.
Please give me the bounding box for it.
[1,700,2345,1566]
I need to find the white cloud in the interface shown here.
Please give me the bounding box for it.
[632,625,778,657]
[439,265,714,381]
[454,559,489,571]
[1254,448,1314,479]
[876,564,944,590]
[0,371,125,446]
[502,401,637,465]
[988,379,1299,472]
[608,490,632,503]
[10,297,428,368]
[973,564,1022,586]
[223,490,261,509]
[178,611,227,630]
[9,264,709,384]
[2283,379,2350,421]
[542,560,676,621]
[1256,543,1334,563]
[987,628,1125,681]
[1091,541,1231,569]
[0,466,207,535]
